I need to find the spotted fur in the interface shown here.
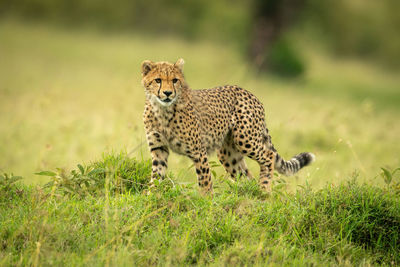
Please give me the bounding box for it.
[141,59,315,193]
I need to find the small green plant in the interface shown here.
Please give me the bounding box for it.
[380,166,400,194]
[0,173,22,191]
[36,152,152,197]
[209,160,222,181]
[0,172,23,200]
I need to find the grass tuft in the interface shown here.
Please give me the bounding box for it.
[36,151,152,198]
[293,180,400,263]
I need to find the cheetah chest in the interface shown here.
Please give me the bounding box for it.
[151,106,197,155]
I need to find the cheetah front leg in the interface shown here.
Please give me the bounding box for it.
[191,149,213,194]
[146,131,169,187]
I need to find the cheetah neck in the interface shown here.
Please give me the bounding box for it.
[148,86,192,128]
[151,101,175,127]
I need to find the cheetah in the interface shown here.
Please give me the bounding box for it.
[141,58,315,193]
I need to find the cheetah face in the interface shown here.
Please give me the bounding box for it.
[141,59,185,107]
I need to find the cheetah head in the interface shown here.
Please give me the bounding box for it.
[141,59,185,107]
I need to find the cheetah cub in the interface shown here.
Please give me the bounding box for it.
[141,58,315,193]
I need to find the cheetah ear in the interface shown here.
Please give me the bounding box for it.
[174,58,185,72]
[141,60,154,76]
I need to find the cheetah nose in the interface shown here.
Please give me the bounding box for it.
[164,91,173,97]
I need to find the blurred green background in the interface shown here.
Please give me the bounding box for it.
[0,0,399,188]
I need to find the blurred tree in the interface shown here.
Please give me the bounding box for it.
[249,0,305,74]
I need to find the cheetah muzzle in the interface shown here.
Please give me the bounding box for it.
[141,58,315,194]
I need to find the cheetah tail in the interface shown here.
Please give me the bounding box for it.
[274,152,315,176]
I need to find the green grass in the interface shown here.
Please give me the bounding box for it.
[1,152,399,266]
[1,18,400,265]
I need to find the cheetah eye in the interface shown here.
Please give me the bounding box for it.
[155,78,161,83]
[172,78,178,84]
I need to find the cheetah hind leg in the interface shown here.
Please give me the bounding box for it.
[258,149,276,191]
[217,144,254,181]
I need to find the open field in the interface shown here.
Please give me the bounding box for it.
[1,19,400,266]
[1,19,399,188]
